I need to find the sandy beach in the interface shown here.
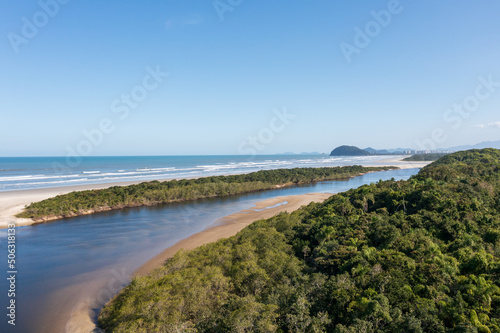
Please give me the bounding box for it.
[0,180,147,229]
[0,158,430,229]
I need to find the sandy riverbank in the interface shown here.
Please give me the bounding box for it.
[135,192,333,277]
[51,192,333,333]
[0,158,430,229]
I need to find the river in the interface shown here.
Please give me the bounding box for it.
[0,168,418,333]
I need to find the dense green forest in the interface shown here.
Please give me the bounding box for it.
[403,153,449,161]
[17,166,393,221]
[99,149,500,332]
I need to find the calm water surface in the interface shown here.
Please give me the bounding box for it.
[0,169,418,333]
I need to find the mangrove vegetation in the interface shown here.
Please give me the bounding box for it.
[17,166,394,221]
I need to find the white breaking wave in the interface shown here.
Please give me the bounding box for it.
[11,178,89,186]
[0,155,401,192]
[0,174,79,182]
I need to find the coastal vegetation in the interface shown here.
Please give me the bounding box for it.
[403,153,449,161]
[99,149,500,332]
[17,166,394,221]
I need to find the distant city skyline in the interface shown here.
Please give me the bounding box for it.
[1,1,500,156]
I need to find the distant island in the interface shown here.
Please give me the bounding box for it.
[330,145,371,156]
[330,145,415,156]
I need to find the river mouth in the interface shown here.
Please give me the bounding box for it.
[0,168,418,333]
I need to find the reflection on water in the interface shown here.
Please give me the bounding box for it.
[254,201,288,212]
[0,168,418,333]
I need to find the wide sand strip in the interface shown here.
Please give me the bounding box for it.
[135,192,333,277]
[0,158,430,229]
[0,181,148,229]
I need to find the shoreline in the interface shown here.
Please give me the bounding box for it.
[0,190,334,332]
[0,159,430,229]
[62,192,334,332]
[4,162,429,332]
[134,192,333,277]
[0,180,150,229]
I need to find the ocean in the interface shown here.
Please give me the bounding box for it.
[0,155,400,192]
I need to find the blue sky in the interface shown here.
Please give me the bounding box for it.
[1,0,499,156]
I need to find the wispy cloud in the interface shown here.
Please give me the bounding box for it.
[165,15,203,30]
[472,121,500,129]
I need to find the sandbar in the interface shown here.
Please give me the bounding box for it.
[135,192,333,277]
[0,158,429,229]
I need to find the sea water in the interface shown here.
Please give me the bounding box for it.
[0,155,401,192]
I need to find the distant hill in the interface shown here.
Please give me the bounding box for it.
[385,147,413,154]
[365,147,413,155]
[447,140,500,151]
[330,145,371,156]
[326,141,500,156]
[364,147,391,155]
